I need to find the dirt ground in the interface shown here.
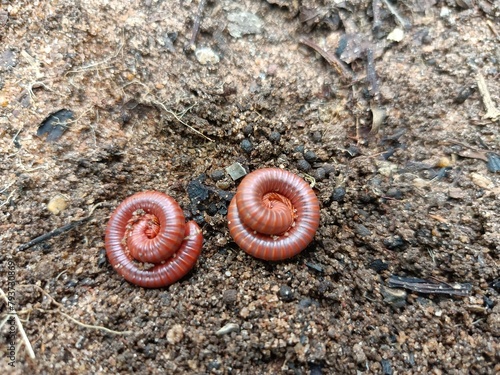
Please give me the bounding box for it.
[1,0,499,374]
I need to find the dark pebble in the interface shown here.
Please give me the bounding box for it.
[331,187,346,202]
[304,150,317,162]
[311,131,322,143]
[368,259,389,273]
[65,279,79,288]
[97,249,107,267]
[486,153,500,173]
[345,144,360,157]
[322,164,335,176]
[297,159,311,172]
[210,170,225,181]
[269,131,281,143]
[222,289,238,305]
[242,124,253,136]
[381,359,393,375]
[386,187,402,199]
[354,224,371,237]
[383,235,406,251]
[294,145,305,153]
[278,285,294,302]
[240,139,253,153]
[313,167,326,181]
[206,203,218,216]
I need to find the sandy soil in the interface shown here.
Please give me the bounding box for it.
[1,0,499,374]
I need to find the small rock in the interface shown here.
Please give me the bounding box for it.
[210,170,225,181]
[226,162,247,180]
[313,167,326,181]
[297,159,311,172]
[216,323,239,336]
[195,47,219,65]
[227,12,263,38]
[242,123,253,136]
[381,286,407,308]
[222,289,238,305]
[331,187,346,202]
[240,139,253,153]
[278,285,294,302]
[269,131,281,143]
[304,150,317,162]
[311,131,322,143]
[167,324,184,344]
[383,236,406,251]
[354,224,371,237]
[47,194,69,215]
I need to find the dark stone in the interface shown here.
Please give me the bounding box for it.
[222,289,238,305]
[383,236,406,251]
[210,170,225,181]
[313,167,326,181]
[297,159,311,172]
[331,187,346,202]
[242,124,253,136]
[304,150,318,162]
[269,131,281,143]
[369,259,389,273]
[278,285,294,302]
[240,139,253,153]
[311,131,322,142]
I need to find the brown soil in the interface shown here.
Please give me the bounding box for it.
[1,0,499,374]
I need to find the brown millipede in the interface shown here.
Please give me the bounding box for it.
[227,168,320,260]
[105,191,203,288]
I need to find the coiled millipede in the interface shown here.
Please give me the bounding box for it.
[105,191,203,288]
[227,168,320,260]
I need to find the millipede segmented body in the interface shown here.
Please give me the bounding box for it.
[105,191,203,288]
[227,168,320,260]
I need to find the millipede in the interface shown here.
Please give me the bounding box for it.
[105,191,203,288]
[227,168,320,260]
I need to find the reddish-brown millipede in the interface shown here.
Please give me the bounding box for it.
[105,191,203,288]
[227,168,320,260]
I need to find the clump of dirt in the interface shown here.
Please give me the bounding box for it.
[1,0,499,374]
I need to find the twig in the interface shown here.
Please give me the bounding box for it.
[184,0,208,53]
[122,80,214,141]
[17,285,133,335]
[58,312,132,335]
[0,288,36,359]
[388,275,472,296]
[476,72,500,121]
[381,0,411,30]
[17,202,104,251]
[372,0,382,33]
[299,37,355,81]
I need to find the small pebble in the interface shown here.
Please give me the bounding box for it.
[47,194,69,215]
[294,145,305,153]
[383,236,406,251]
[311,131,322,143]
[211,170,225,181]
[304,150,317,162]
[216,323,240,336]
[240,139,253,153]
[222,289,238,305]
[278,285,294,302]
[167,324,184,344]
[331,187,346,202]
[226,162,247,180]
[297,159,311,172]
[269,131,281,143]
[195,47,219,65]
[322,164,335,176]
[313,167,326,181]
[242,124,253,136]
[381,286,407,308]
